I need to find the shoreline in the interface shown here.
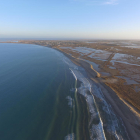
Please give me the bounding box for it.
[55,47,140,140]
[1,42,140,139]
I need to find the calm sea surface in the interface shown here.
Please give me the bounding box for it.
[0,43,129,140]
[0,43,84,140]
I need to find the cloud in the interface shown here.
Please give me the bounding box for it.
[103,0,118,5]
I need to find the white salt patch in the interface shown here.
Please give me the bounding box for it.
[111,53,140,66]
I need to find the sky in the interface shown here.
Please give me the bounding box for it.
[0,0,140,39]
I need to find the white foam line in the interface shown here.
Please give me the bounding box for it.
[70,69,107,140]
[65,133,75,140]
[65,58,124,139]
[91,93,107,140]
[79,77,106,140]
[86,78,92,92]
[115,131,120,139]
[70,68,77,81]
[92,85,119,138]
[92,83,128,139]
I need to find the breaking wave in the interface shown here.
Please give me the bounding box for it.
[63,57,128,140]
[66,96,73,108]
[65,133,75,140]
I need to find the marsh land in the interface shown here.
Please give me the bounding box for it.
[2,40,140,139]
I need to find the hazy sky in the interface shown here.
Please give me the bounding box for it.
[0,0,140,39]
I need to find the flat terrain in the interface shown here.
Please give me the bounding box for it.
[2,39,140,139]
[14,39,140,111]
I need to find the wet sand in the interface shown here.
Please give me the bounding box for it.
[58,45,140,111]
[56,48,140,140]
[1,40,140,139]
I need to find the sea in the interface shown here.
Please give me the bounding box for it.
[0,43,129,140]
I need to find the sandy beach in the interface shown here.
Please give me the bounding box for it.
[2,40,140,139]
[55,47,140,140]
